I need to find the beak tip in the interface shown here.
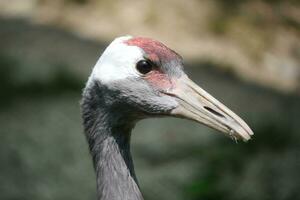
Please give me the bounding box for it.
[230,124,253,143]
[249,130,254,136]
[245,128,254,141]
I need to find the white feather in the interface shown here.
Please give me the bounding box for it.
[88,36,144,85]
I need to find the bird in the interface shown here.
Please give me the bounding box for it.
[81,36,253,200]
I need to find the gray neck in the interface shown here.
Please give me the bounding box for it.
[81,82,144,200]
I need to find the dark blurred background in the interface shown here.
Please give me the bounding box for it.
[0,0,299,200]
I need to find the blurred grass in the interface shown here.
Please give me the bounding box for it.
[0,54,82,108]
[185,121,300,200]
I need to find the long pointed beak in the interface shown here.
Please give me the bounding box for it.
[164,75,254,142]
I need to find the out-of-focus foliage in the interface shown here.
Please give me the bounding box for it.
[0,0,300,199]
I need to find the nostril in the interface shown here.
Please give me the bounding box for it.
[204,106,225,118]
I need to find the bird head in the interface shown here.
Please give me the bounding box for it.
[88,36,253,141]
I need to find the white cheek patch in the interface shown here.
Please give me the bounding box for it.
[88,36,143,84]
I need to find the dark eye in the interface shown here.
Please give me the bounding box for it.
[136,60,153,74]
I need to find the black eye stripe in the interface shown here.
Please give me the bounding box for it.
[136,60,153,74]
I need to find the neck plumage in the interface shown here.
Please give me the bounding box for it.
[81,82,144,200]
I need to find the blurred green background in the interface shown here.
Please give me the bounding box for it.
[0,0,299,200]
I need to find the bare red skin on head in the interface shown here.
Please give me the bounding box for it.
[124,37,181,63]
[124,37,180,90]
[144,70,174,90]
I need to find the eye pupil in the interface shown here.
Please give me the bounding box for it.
[136,60,153,74]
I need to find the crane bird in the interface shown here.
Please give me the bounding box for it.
[81,36,253,200]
